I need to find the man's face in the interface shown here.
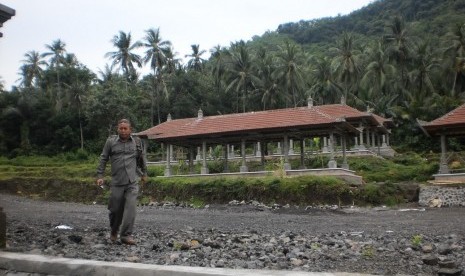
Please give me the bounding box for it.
[117,122,132,140]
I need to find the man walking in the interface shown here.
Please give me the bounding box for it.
[96,119,147,245]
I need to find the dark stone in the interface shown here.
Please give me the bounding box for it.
[68,235,82,243]
[439,260,457,269]
[437,268,463,276]
[422,254,438,266]
[437,244,452,255]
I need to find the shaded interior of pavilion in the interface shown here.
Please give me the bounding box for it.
[137,99,396,185]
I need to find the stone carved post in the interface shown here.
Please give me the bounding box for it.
[289,139,294,155]
[230,145,235,158]
[240,139,248,172]
[322,137,329,153]
[328,132,337,168]
[260,141,266,169]
[196,146,201,162]
[256,142,261,157]
[382,135,388,148]
[223,144,229,173]
[341,133,349,169]
[164,144,172,176]
[283,135,291,170]
[366,128,370,150]
[371,131,376,149]
[439,134,450,174]
[170,144,174,161]
[299,139,306,169]
[357,126,366,150]
[201,141,209,174]
[352,136,359,150]
[188,147,194,174]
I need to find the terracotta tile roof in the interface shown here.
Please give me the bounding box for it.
[427,103,465,126]
[421,103,465,136]
[138,104,387,142]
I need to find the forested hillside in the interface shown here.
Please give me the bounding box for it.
[1,0,465,156]
[277,0,465,44]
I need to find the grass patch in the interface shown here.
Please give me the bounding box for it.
[0,152,435,206]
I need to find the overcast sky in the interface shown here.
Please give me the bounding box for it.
[0,0,373,90]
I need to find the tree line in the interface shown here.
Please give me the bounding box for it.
[1,13,465,157]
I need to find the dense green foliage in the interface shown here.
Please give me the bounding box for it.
[1,0,465,157]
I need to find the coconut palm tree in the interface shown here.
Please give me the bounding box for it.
[255,46,280,110]
[225,41,260,113]
[210,45,228,96]
[42,39,67,93]
[63,80,87,149]
[105,31,142,83]
[408,41,440,102]
[359,41,397,112]
[185,44,206,72]
[443,23,465,96]
[330,32,363,105]
[274,41,306,107]
[142,28,171,75]
[308,55,341,105]
[141,28,172,125]
[383,16,416,86]
[19,51,46,89]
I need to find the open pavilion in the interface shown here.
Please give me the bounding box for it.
[137,98,394,185]
[419,103,465,184]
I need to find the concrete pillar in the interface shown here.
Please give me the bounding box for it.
[276,142,282,155]
[223,144,229,173]
[230,145,235,158]
[240,139,248,172]
[366,128,370,150]
[299,139,306,169]
[260,141,266,169]
[283,135,291,170]
[382,135,388,147]
[439,134,450,174]
[201,141,209,174]
[371,131,376,148]
[188,147,194,174]
[164,144,172,176]
[322,137,329,153]
[289,139,294,155]
[352,136,359,150]
[358,126,366,150]
[328,132,337,168]
[170,144,174,161]
[196,146,201,162]
[341,134,349,169]
[256,142,262,157]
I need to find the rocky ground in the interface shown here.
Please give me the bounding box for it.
[1,193,464,275]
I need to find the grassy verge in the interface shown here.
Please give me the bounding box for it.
[0,152,440,206]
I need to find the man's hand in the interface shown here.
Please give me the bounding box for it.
[96,178,104,187]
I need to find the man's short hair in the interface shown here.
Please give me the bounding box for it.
[118,119,131,126]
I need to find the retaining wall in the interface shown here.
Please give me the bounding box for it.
[419,184,465,207]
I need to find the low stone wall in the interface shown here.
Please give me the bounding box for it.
[419,184,465,207]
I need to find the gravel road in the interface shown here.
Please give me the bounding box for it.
[1,193,464,275]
